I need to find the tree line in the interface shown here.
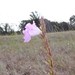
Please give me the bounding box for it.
[19,12,75,32]
[0,12,75,35]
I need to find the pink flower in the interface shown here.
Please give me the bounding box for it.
[22,21,42,42]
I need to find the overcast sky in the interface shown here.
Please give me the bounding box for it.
[0,0,75,25]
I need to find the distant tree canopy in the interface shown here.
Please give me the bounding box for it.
[69,15,75,30]
[0,14,75,35]
[30,11,39,20]
[0,27,3,35]
[44,19,70,32]
[69,15,75,25]
[19,11,40,31]
[19,13,75,33]
[0,23,15,35]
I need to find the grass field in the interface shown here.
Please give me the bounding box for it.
[0,31,75,75]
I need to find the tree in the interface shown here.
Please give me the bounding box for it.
[69,15,75,25]
[19,20,33,31]
[69,15,75,30]
[3,23,11,34]
[0,26,3,35]
[19,11,40,31]
[30,11,39,20]
[59,22,69,31]
[0,23,15,35]
[30,11,40,27]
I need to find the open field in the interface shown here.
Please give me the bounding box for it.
[0,31,75,75]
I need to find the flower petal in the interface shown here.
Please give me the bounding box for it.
[23,30,31,42]
[29,26,42,36]
[29,21,42,36]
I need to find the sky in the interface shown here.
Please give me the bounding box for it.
[0,0,75,30]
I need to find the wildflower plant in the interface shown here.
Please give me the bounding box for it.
[22,17,54,75]
[22,21,42,42]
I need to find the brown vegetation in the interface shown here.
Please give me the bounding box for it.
[0,31,75,75]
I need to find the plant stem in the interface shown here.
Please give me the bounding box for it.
[40,17,54,75]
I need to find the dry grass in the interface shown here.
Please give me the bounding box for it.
[0,31,75,75]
